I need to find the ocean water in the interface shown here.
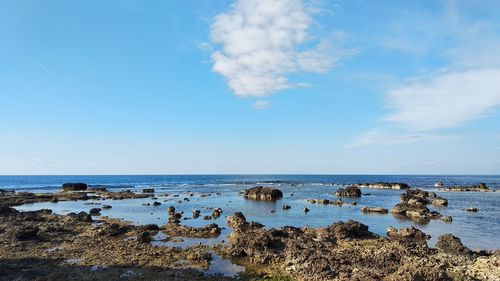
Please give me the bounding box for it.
[3,175,500,250]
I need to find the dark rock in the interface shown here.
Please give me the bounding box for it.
[192,210,201,219]
[436,234,472,255]
[136,231,151,243]
[334,186,361,197]
[142,188,155,193]
[466,207,479,212]
[167,206,175,215]
[7,226,38,240]
[282,205,291,210]
[303,207,310,213]
[153,201,161,206]
[61,183,88,191]
[101,205,112,209]
[243,186,283,201]
[89,208,101,216]
[211,208,222,218]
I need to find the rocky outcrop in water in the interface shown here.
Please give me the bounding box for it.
[61,183,88,191]
[220,212,498,280]
[440,183,492,192]
[243,186,283,201]
[307,198,343,205]
[334,186,361,197]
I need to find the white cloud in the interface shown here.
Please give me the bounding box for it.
[252,100,271,110]
[384,67,500,131]
[210,0,339,97]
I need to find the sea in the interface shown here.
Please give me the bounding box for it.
[2,175,499,250]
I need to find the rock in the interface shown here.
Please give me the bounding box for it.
[61,183,88,191]
[328,220,375,240]
[334,186,361,197]
[7,226,39,240]
[441,183,491,192]
[303,207,310,213]
[441,215,453,222]
[434,181,444,187]
[436,234,473,255]
[431,197,448,206]
[67,211,92,222]
[136,231,151,243]
[282,205,291,210]
[203,215,212,220]
[243,186,283,201]
[307,198,343,205]
[360,207,388,214]
[466,207,479,212]
[98,223,133,236]
[89,208,101,216]
[101,205,112,209]
[88,187,107,192]
[391,203,442,222]
[142,188,155,193]
[162,222,221,238]
[192,210,201,219]
[167,206,175,215]
[387,226,430,242]
[211,208,222,219]
[168,213,182,224]
[152,201,161,206]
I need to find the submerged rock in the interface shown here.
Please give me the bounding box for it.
[142,188,155,193]
[361,207,388,214]
[282,205,291,210]
[441,183,491,192]
[243,186,283,201]
[466,207,479,212]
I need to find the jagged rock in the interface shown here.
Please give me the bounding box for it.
[387,226,430,242]
[162,223,221,238]
[436,234,473,255]
[243,186,283,201]
[334,186,361,197]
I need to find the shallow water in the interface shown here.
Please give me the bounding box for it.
[6,175,500,250]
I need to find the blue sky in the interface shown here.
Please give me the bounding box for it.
[1,0,500,175]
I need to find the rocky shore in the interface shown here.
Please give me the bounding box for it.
[1,182,499,280]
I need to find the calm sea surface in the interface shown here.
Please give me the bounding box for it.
[2,175,499,250]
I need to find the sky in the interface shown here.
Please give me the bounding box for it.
[1,0,500,175]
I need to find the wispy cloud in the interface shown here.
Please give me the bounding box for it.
[252,100,271,110]
[36,61,48,71]
[209,0,344,97]
[384,67,500,131]
[347,130,456,148]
